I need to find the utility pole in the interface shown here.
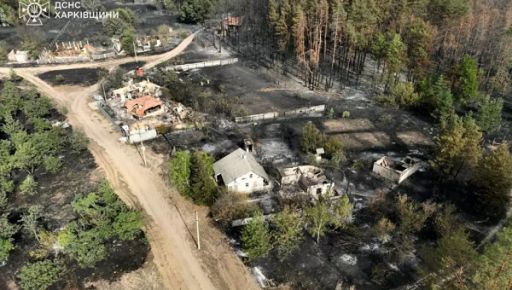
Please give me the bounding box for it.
[196,211,201,250]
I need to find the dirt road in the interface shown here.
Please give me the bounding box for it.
[0,34,260,290]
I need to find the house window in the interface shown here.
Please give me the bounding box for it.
[246,183,249,187]
[316,188,322,195]
[249,174,253,178]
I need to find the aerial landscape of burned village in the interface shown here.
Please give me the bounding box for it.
[0,0,512,290]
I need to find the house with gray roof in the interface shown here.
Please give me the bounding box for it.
[213,148,273,194]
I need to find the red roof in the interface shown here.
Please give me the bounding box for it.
[224,16,241,27]
[125,96,162,118]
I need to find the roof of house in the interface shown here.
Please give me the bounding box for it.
[124,95,163,118]
[213,148,269,184]
[224,16,241,26]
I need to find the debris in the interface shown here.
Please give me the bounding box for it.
[339,254,358,266]
[278,165,337,201]
[372,156,421,184]
[252,267,269,288]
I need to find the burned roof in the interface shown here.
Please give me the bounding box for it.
[213,148,269,184]
[224,16,242,26]
[124,95,163,118]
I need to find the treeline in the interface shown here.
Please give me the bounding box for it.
[221,0,512,99]
[0,80,144,290]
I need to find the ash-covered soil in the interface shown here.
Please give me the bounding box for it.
[38,68,107,86]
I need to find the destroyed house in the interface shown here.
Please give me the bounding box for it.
[279,165,334,199]
[112,80,162,102]
[124,96,164,119]
[223,16,242,27]
[214,148,272,194]
[7,50,29,63]
[372,156,421,184]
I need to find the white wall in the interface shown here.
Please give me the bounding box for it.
[226,171,272,194]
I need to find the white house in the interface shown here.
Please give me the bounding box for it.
[213,148,272,194]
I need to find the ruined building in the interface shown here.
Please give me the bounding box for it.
[372,156,421,184]
[278,165,335,201]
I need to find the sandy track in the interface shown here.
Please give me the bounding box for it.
[0,33,260,290]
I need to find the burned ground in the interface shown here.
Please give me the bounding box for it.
[38,68,107,86]
[120,61,146,72]
[0,83,149,289]
[0,147,150,290]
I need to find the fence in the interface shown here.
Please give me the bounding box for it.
[165,58,238,71]
[234,104,326,123]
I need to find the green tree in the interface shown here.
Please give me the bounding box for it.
[403,18,433,80]
[267,0,279,26]
[68,129,89,154]
[19,174,37,195]
[476,95,503,133]
[189,151,218,205]
[274,0,291,53]
[434,204,461,237]
[272,207,304,258]
[62,226,107,268]
[0,238,14,263]
[178,0,212,24]
[396,194,436,235]
[241,212,271,260]
[323,137,344,160]
[304,195,353,243]
[301,121,324,153]
[420,228,477,289]
[102,8,135,36]
[384,32,407,86]
[331,195,353,229]
[20,32,43,60]
[390,82,420,107]
[120,28,136,56]
[17,260,65,290]
[472,145,512,222]
[112,211,144,240]
[453,54,480,105]
[0,214,19,262]
[472,224,512,289]
[431,115,482,179]
[305,201,331,243]
[0,3,17,25]
[0,41,7,63]
[20,205,43,242]
[433,76,456,128]
[429,0,470,23]
[169,150,191,195]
